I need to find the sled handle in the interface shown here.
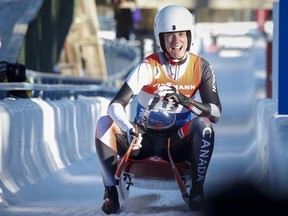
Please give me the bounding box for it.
[115,126,139,182]
[114,137,134,182]
[167,138,190,205]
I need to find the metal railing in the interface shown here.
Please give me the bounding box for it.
[0,81,117,100]
[0,68,115,100]
[0,39,141,100]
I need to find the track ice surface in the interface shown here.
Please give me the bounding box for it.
[0,155,201,216]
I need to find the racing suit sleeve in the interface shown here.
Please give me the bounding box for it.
[107,62,151,132]
[108,82,134,132]
[191,58,222,123]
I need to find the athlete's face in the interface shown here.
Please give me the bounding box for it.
[164,31,188,60]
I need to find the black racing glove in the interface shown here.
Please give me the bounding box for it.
[163,85,194,110]
[162,85,215,119]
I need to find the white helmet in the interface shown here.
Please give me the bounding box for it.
[154,5,195,51]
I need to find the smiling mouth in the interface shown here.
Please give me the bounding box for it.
[171,46,182,51]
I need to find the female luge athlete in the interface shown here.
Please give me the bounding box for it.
[95,4,222,214]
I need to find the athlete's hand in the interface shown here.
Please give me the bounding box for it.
[162,85,184,104]
[155,85,177,99]
[127,128,142,150]
[163,85,194,109]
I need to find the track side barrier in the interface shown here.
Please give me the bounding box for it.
[0,95,111,205]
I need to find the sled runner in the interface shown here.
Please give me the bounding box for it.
[115,138,191,205]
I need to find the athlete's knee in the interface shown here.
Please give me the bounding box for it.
[95,115,114,139]
[193,117,214,157]
[180,117,213,139]
[193,117,214,136]
[96,115,113,128]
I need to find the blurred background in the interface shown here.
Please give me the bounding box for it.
[0,0,275,81]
